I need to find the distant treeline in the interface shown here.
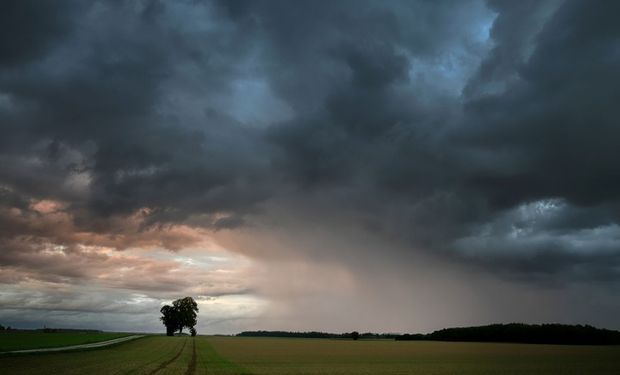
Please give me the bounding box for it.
[38,328,104,333]
[395,323,620,345]
[237,331,398,339]
[0,325,103,333]
[238,324,620,345]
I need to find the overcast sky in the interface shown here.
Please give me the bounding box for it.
[1,0,620,334]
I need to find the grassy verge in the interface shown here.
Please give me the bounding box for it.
[198,337,252,375]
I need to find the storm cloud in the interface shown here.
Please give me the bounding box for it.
[1,0,620,332]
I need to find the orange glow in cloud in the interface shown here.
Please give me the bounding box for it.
[30,199,66,214]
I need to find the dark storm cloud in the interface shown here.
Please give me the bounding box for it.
[216,0,488,191]
[463,0,561,99]
[0,0,270,224]
[462,0,620,207]
[449,0,620,280]
[213,0,620,283]
[1,0,620,294]
[0,0,78,67]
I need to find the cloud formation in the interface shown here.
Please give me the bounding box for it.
[1,0,620,332]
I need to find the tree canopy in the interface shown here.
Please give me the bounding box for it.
[160,296,199,336]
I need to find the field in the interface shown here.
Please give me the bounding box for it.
[1,335,620,374]
[0,331,132,352]
[207,337,620,375]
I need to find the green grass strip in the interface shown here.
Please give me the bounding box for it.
[198,337,253,375]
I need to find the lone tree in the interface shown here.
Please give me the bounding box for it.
[160,297,199,336]
[160,305,179,336]
[351,331,360,340]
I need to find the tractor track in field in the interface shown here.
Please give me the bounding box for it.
[148,338,187,375]
[184,339,197,375]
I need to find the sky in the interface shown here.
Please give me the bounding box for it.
[1,0,620,334]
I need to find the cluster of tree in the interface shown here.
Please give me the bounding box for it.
[160,297,199,336]
[395,323,620,345]
[356,332,400,339]
[237,331,399,340]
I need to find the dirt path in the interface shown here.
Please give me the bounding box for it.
[184,339,197,375]
[1,335,146,354]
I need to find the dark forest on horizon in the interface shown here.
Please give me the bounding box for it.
[238,323,620,345]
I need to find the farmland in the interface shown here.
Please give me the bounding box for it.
[0,336,620,375]
[207,337,620,375]
[1,335,620,374]
[0,331,132,352]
